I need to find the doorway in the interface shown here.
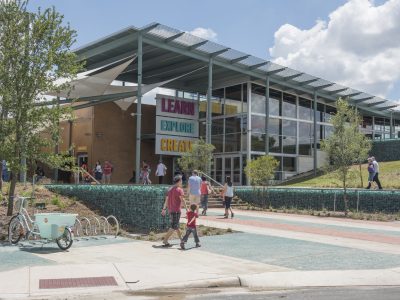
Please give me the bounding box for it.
[213,155,242,186]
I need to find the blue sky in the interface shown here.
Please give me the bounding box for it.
[28,0,400,102]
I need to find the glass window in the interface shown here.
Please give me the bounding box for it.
[299,138,312,156]
[251,133,266,152]
[211,119,224,135]
[282,93,296,118]
[299,97,312,121]
[199,121,206,138]
[199,99,207,119]
[211,135,224,153]
[283,157,296,172]
[317,103,325,122]
[374,117,384,131]
[225,133,241,152]
[225,116,242,134]
[211,98,224,117]
[269,89,281,116]
[299,122,312,139]
[282,119,296,137]
[269,118,281,135]
[325,105,336,122]
[269,135,281,153]
[225,84,242,115]
[251,115,265,133]
[251,84,266,114]
[251,93,265,114]
[282,136,296,154]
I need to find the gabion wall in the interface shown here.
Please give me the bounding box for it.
[371,140,400,162]
[235,187,400,213]
[46,185,170,230]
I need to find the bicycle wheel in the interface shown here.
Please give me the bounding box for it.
[8,215,24,244]
[56,227,73,250]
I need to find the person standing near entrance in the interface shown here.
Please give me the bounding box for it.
[200,176,214,216]
[103,161,113,184]
[156,160,167,184]
[366,156,383,190]
[187,170,202,212]
[161,175,188,247]
[94,161,103,182]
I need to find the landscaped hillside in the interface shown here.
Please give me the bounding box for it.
[285,160,400,189]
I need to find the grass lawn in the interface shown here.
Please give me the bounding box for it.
[285,160,400,189]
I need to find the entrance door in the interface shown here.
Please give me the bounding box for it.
[213,155,242,186]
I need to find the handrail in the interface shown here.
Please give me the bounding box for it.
[78,167,100,184]
[199,171,223,187]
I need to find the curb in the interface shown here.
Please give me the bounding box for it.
[149,276,241,290]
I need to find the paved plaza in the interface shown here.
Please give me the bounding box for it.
[1,208,400,298]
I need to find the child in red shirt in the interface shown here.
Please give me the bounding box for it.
[180,204,200,250]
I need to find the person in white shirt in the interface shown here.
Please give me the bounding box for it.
[155,160,167,184]
[366,156,383,190]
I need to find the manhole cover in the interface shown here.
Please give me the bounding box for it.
[39,276,118,289]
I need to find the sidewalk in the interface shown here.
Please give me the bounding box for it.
[1,209,400,298]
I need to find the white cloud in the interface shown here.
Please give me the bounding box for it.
[189,27,218,41]
[269,0,400,100]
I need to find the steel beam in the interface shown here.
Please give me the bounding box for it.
[206,58,213,145]
[230,55,250,64]
[135,33,143,184]
[299,79,318,86]
[313,92,318,176]
[249,62,268,70]
[265,76,270,154]
[283,73,304,81]
[352,96,374,103]
[367,100,386,107]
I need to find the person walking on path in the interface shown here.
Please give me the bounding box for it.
[156,160,167,184]
[161,175,188,247]
[366,156,383,190]
[367,158,377,190]
[222,176,234,219]
[180,203,201,250]
[187,170,202,213]
[200,176,214,216]
[103,161,113,184]
[141,160,152,184]
[94,161,103,182]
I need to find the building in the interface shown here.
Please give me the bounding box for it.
[55,23,400,185]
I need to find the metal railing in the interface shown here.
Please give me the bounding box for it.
[198,171,223,187]
[76,167,100,185]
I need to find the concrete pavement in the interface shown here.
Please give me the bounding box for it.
[1,208,400,299]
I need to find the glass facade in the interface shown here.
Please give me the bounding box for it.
[195,81,397,184]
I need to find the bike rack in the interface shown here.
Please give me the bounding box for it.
[72,215,120,242]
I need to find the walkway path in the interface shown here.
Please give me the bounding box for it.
[1,209,399,298]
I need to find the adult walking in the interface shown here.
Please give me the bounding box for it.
[156,160,167,184]
[222,176,234,218]
[187,170,202,212]
[161,175,188,247]
[103,161,113,184]
[200,176,214,216]
[366,156,383,190]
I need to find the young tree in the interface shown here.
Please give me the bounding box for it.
[321,98,370,214]
[0,0,82,215]
[177,138,215,174]
[244,155,279,186]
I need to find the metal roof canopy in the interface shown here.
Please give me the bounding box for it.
[74,22,399,117]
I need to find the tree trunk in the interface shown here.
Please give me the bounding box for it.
[7,172,17,216]
[359,163,363,188]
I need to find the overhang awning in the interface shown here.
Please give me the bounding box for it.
[72,22,399,118]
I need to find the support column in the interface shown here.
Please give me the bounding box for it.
[206,58,213,145]
[265,76,270,154]
[135,33,143,184]
[313,92,318,176]
[390,112,393,139]
[372,116,375,140]
[246,82,252,185]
